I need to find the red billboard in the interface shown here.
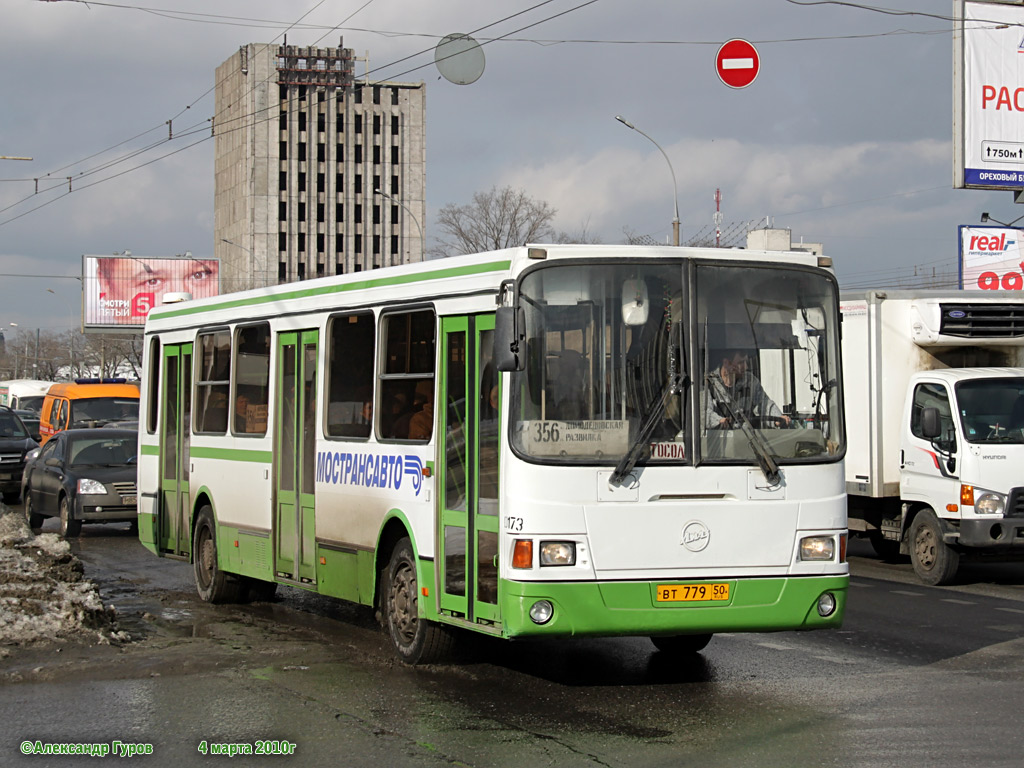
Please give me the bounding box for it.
[83,254,220,329]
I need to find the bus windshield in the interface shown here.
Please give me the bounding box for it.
[509,260,843,469]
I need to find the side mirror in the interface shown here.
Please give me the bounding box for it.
[494,306,526,372]
[920,407,941,440]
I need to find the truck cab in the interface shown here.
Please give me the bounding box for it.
[899,370,1024,583]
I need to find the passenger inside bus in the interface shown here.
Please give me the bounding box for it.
[404,381,434,441]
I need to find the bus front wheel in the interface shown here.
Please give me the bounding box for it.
[193,506,242,603]
[383,537,452,664]
[650,634,713,654]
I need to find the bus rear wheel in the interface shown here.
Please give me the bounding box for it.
[193,506,242,603]
[650,634,713,654]
[383,537,452,664]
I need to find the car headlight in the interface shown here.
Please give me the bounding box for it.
[799,536,836,561]
[25,447,40,462]
[539,541,576,566]
[975,491,1005,515]
[77,478,108,495]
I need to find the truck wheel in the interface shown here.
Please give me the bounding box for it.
[650,634,713,654]
[59,496,82,538]
[382,537,453,664]
[193,506,242,604]
[909,510,959,586]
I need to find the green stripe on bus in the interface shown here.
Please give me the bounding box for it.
[190,446,273,463]
[140,443,271,462]
[149,259,512,321]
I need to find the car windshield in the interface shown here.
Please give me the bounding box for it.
[0,410,28,439]
[956,378,1024,444]
[69,397,139,428]
[68,436,138,466]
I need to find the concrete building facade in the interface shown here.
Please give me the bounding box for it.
[214,42,425,292]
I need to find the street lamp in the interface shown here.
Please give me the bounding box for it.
[375,189,425,260]
[980,211,1024,228]
[615,115,680,246]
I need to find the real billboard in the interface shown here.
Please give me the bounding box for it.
[954,1,1024,190]
[958,225,1024,290]
[82,255,220,329]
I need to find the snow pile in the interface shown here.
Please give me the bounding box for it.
[0,504,128,646]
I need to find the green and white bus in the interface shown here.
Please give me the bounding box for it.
[138,244,848,663]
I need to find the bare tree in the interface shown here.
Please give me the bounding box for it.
[434,186,557,257]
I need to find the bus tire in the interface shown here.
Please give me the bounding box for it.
[193,506,242,603]
[25,495,45,530]
[383,537,453,664]
[59,496,82,538]
[909,509,959,586]
[650,633,713,654]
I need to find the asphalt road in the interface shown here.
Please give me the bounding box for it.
[4,519,1024,768]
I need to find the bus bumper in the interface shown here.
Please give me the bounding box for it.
[499,575,848,638]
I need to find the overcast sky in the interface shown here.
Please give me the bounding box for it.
[0,0,1010,333]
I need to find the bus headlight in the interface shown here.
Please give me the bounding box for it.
[529,600,554,624]
[539,541,576,566]
[799,536,835,561]
[975,492,1005,516]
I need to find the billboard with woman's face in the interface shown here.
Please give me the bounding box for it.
[83,255,220,329]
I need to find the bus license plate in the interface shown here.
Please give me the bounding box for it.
[656,583,730,602]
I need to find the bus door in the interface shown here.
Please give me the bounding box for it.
[438,314,501,626]
[160,343,192,556]
[274,330,318,584]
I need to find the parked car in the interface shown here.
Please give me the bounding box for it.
[0,405,39,504]
[22,427,138,537]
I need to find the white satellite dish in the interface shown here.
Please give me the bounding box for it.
[434,33,485,85]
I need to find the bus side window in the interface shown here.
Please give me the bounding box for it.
[195,330,231,434]
[326,312,375,439]
[379,309,435,441]
[233,323,270,436]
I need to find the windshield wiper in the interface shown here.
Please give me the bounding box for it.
[611,373,685,486]
[707,371,782,487]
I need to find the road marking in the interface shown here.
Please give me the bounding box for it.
[890,590,924,597]
[940,598,976,606]
[995,606,1024,615]
[850,581,874,588]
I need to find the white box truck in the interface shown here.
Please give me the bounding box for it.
[841,290,1024,584]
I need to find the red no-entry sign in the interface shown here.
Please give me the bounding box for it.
[716,39,760,89]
